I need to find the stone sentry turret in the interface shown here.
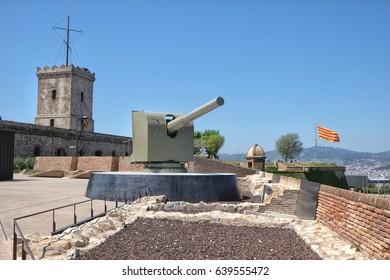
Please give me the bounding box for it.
[129,97,224,172]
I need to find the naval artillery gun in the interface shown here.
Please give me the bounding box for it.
[129,96,224,172]
[86,97,241,203]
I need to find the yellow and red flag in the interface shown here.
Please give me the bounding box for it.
[317,125,340,142]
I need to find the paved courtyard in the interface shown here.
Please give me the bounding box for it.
[0,173,90,259]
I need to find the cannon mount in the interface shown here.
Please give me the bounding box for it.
[128,97,224,172]
[86,96,241,203]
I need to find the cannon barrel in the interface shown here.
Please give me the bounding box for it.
[167,97,224,134]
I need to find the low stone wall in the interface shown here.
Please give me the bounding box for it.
[30,170,65,178]
[259,172,302,189]
[189,156,256,177]
[34,156,78,171]
[266,189,299,216]
[316,185,390,260]
[277,162,346,173]
[238,174,307,217]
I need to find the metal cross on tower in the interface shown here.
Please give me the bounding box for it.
[53,16,83,66]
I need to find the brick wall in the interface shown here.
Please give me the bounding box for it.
[188,156,256,177]
[316,185,390,260]
[32,155,257,176]
[77,157,119,171]
[118,157,144,172]
[34,156,78,171]
[35,156,123,172]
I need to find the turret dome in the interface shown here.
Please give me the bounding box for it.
[246,144,265,159]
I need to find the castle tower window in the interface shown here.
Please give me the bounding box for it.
[56,148,66,156]
[81,92,84,102]
[52,90,57,100]
[34,146,41,157]
[50,119,55,127]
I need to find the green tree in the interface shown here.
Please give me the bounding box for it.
[194,131,204,155]
[194,130,225,159]
[275,133,303,162]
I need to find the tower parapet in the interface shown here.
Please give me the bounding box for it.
[36,65,95,82]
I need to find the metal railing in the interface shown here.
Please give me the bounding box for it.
[0,219,7,241]
[13,186,152,260]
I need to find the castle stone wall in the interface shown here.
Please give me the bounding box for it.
[188,156,256,177]
[0,120,131,157]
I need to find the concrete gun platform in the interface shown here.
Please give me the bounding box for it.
[0,173,374,261]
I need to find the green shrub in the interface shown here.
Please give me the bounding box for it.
[304,171,349,189]
[354,185,390,195]
[267,170,349,189]
[14,157,35,172]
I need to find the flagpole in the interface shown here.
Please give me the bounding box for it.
[315,123,317,162]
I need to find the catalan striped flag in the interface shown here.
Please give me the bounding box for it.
[317,125,340,142]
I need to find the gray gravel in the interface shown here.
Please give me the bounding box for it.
[75,218,321,260]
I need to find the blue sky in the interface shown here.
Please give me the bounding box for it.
[1,0,389,154]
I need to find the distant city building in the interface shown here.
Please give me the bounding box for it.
[345,175,368,188]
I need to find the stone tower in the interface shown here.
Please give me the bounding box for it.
[35,65,96,132]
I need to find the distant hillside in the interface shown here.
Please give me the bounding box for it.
[378,150,390,158]
[219,147,390,174]
[220,146,390,162]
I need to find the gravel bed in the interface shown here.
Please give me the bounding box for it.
[75,218,321,260]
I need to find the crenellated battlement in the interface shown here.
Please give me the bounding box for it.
[36,65,95,82]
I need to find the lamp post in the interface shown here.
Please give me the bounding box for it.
[75,115,88,157]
